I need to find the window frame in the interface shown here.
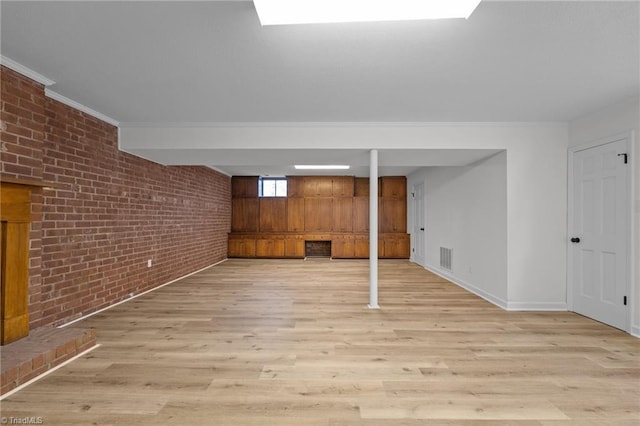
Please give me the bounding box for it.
[258,177,288,197]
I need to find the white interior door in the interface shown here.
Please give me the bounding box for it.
[412,183,425,265]
[570,137,629,331]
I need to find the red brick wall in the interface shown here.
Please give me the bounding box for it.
[1,66,231,328]
[0,68,45,181]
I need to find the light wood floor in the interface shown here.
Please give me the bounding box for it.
[2,259,639,425]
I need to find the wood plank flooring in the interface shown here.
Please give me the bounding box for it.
[1,259,638,425]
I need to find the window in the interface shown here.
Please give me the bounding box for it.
[259,177,287,197]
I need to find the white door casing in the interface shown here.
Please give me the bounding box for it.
[412,183,425,265]
[568,135,630,331]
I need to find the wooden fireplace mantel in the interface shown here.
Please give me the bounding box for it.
[0,178,51,345]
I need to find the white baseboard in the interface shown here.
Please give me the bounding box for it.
[631,325,640,338]
[422,263,567,312]
[423,263,509,310]
[58,259,227,328]
[0,344,101,400]
[505,301,568,311]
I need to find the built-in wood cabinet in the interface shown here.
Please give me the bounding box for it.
[259,198,287,232]
[379,176,407,233]
[332,198,353,232]
[353,197,369,233]
[380,233,411,258]
[287,176,302,198]
[380,197,407,233]
[331,235,355,258]
[303,177,333,197]
[228,236,256,257]
[228,232,408,259]
[287,198,305,232]
[354,235,370,258]
[285,237,305,257]
[256,237,285,257]
[304,198,333,232]
[380,176,406,197]
[354,177,370,197]
[232,198,259,232]
[232,176,259,198]
[228,175,409,259]
[332,176,354,197]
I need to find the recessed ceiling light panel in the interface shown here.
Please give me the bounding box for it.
[254,0,482,26]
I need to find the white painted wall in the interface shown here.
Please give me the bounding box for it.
[408,152,508,307]
[121,123,569,310]
[569,97,640,336]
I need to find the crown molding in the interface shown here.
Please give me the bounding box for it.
[0,55,55,86]
[205,165,232,176]
[0,55,118,127]
[45,88,119,127]
[121,121,567,129]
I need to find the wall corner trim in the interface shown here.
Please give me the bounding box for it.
[0,55,56,86]
[45,88,120,127]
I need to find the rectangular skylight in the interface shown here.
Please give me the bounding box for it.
[294,165,350,170]
[254,0,482,26]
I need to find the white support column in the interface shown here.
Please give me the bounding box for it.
[369,149,380,309]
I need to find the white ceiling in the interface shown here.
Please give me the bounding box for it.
[129,148,503,177]
[1,1,638,176]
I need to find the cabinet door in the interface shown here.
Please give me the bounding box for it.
[285,238,305,258]
[332,176,354,197]
[259,198,287,232]
[397,235,410,258]
[354,178,369,197]
[381,235,410,258]
[332,237,355,258]
[303,177,333,197]
[380,197,407,233]
[380,176,407,197]
[256,238,285,257]
[228,238,256,257]
[304,198,333,231]
[287,176,302,197]
[232,176,259,198]
[287,198,305,232]
[232,198,259,232]
[353,197,369,232]
[354,237,370,258]
[332,198,353,232]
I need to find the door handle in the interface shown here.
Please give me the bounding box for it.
[570,237,580,243]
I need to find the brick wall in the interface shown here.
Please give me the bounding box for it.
[0,67,45,181]
[1,66,231,329]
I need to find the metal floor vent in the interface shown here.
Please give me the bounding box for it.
[440,247,452,271]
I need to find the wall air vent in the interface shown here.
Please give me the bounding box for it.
[440,247,452,271]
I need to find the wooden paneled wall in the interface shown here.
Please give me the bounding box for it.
[229,176,410,259]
